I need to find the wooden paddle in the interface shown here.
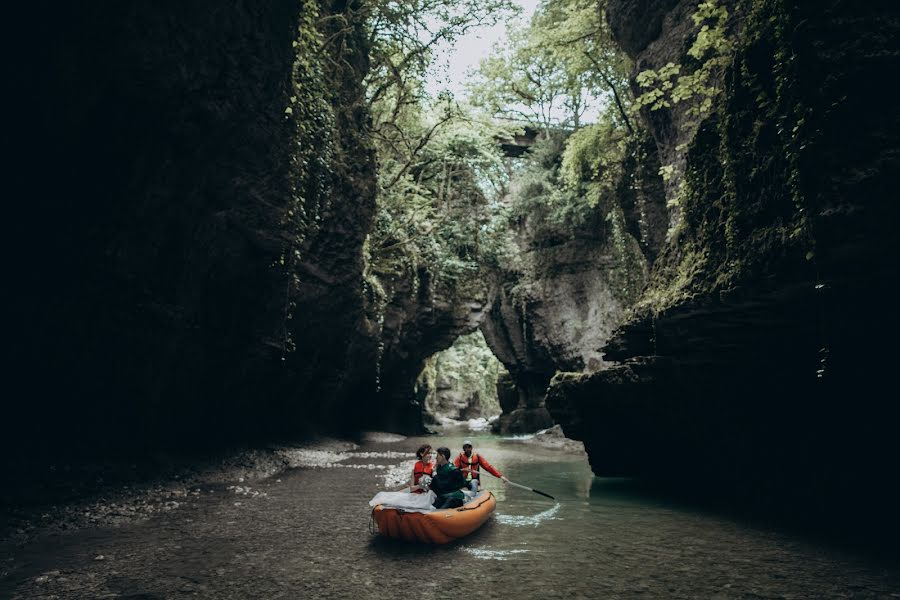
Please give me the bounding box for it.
[460,468,556,500]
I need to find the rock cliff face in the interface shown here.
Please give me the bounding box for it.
[610,0,709,230]
[352,271,489,433]
[547,0,900,532]
[417,332,503,424]
[480,216,627,433]
[348,153,497,433]
[481,134,666,433]
[8,1,376,457]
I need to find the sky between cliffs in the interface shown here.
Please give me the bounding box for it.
[424,0,541,100]
[424,0,602,124]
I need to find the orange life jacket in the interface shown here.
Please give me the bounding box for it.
[456,452,481,481]
[412,460,434,493]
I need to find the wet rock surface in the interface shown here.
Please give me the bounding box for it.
[494,406,555,435]
[548,0,900,544]
[507,425,587,454]
[418,331,503,425]
[356,272,490,433]
[606,0,682,56]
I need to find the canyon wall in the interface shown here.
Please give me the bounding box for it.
[481,133,667,433]
[350,267,489,433]
[418,332,503,425]
[547,0,900,534]
[7,0,376,458]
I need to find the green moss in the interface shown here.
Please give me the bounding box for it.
[286,0,337,251]
[275,0,342,355]
[633,0,816,316]
[604,202,651,305]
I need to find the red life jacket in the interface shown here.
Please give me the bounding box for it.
[456,452,481,481]
[412,460,434,493]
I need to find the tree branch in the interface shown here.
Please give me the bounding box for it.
[582,51,634,135]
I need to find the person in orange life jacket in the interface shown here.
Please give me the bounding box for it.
[409,444,435,493]
[454,440,508,493]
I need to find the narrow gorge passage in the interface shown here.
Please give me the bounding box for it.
[4,434,900,599]
[5,0,899,597]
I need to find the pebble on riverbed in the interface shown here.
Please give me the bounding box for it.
[2,435,396,547]
[227,485,268,498]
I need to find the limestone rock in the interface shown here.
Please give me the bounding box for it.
[480,134,665,434]
[547,0,900,536]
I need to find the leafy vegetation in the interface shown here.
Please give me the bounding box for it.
[633,0,825,315]
[328,0,662,393]
[462,0,651,283]
[421,331,504,419]
[279,0,353,357]
[634,0,735,122]
[363,0,518,288]
[468,0,632,131]
[366,101,512,284]
[633,0,737,202]
[355,0,650,292]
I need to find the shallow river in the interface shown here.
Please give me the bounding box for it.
[3,432,899,599]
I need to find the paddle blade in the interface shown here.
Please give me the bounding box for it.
[532,488,555,500]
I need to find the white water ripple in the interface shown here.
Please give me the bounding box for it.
[495,502,561,527]
[463,547,530,561]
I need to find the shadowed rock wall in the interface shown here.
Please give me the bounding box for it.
[7,1,376,458]
[356,271,488,433]
[347,162,496,433]
[547,0,900,539]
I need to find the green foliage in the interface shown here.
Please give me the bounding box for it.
[468,0,632,131]
[358,0,659,343]
[367,100,512,285]
[532,0,634,130]
[507,132,593,230]
[290,1,337,226]
[278,0,345,355]
[468,27,584,128]
[560,117,628,201]
[367,0,518,108]
[461,0,641,266]
[635,0,735,121]
[426,331,504,418]
[360,0,520,293]
[633,0,823,315]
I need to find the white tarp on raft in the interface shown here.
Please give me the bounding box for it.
[368,490,437,512]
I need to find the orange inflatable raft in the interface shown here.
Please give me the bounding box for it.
[372,491,496,544]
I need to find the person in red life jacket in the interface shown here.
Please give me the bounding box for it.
[409,444,435,493]
[454,440,508,493]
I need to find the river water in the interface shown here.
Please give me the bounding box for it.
[2,431,899,599]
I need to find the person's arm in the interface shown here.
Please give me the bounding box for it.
[409,467,418,490]
[479,456,509,482]
[450,467,468,490]
[430,470,446,496]
[453,454,462,468]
